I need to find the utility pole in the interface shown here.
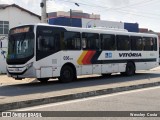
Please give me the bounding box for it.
[70,9,72,26]
[40,0,47,23]
[70,3,80,27]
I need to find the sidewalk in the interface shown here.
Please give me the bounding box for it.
[0,66,160,111]
[0,75,36,85]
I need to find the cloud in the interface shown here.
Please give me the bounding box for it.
[0,0,14,4]
[107,0,130,6]
[0,0,41,15]
[47,1,67,12]
[0,0,68,15]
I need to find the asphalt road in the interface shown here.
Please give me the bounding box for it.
[1,69,160,120]
[0,71,160,97]
[21,86,160,111]
[13,86,160,120]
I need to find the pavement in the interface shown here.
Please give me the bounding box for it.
[0,66,160,112]
[0,75,36,85]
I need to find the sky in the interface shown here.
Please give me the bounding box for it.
[0,0,160,32]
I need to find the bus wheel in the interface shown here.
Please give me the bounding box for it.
[102,73,111,77]
[37,78,49,83]
[59,65,75,83]
[125,62,135,76]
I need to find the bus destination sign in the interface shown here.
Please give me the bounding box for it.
[11,27,30,34]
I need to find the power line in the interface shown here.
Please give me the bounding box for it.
[55,0,110,9]
[112,9,160,19]
[101,0,158,11]
[51,0,160,19]
[117,8,160,17]
[56,0,158,10]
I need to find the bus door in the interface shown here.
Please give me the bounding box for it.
[36,26,61,78]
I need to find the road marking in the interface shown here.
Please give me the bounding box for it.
[15,86,160,111]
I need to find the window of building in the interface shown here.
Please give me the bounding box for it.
[101,34,116,50]
[62,31,81,50]
[0,21,9,35]
[117,35,130,50]
[131,36,143,51]
[82,32,99,50]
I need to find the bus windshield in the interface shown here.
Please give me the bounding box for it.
[7,26,34,64]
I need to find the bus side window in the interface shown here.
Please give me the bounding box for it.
[143,37,153,51]
[38,34,56,52]
[37,36,43,51]
[0,40,2,48]
[62,31,81,50]
[54,34,60,51]
[101,34,116,50]
[82,32,100,50]
[131,36,143,51]
[117,35,130,51]
[82,38,86,49]
[152,37,157,51]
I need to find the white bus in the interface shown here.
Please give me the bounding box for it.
[6,24,159,83]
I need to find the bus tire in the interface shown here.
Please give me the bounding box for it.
[37,78,49,83]
[102,73,111,77]
[125,62,135,76]
[59,65,75,83]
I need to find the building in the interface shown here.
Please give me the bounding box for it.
[48,10,139,32]
[0,4,41,73]
[48,10,100,20]
[81,18,124,29]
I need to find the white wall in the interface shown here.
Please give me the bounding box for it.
[82,18,124,29]
[0,6,40,29]
[0,36,8,73]
[0,6,40,73]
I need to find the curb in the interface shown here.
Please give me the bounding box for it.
[1,81,160,112]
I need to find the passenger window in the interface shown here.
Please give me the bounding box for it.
[101,34,116,50]
[62,31,81,50]
[153,38,157,51]
[82,33,100,50]
[117,35,130,50]
[143,37,154,51]
[0,41,2,48]
[131,36,143,51]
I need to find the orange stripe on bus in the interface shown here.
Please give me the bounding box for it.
[77,51,88,65]
[82,51,95,64]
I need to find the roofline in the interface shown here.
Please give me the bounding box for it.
[35,23,158,36]
[11,23,158,37]
[0,4,41,20]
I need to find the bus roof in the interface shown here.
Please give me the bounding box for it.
[12,23,158,38]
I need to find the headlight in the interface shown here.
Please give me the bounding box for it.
[26,62,33,69]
